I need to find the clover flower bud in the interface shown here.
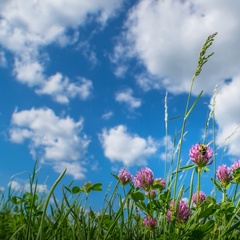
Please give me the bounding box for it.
[118,169,132,185]
[142,216,157,230]
[133,167,154,191]
[145,189,157,199]
[166,200,191,223]
[154,178,166,190]
[230,160,240,183]
[217,164,232,188]
[192,191,206,205]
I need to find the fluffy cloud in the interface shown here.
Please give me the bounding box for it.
[9,107,90,179]
[14,58,45,87]
[213,78,240,157]
[115,0,240,95]
[0,0,123,53]
[115,88,142,109]
[37,74,93,104]
[99,125,158,166]
[0,0,121,102]
[9,180,48,193]
[112,0,240,159]
[13,58,93,103]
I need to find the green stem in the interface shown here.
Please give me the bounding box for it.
[173,33,217,201]
[233,184,239,202]
[36,169,67,240]
[197,168,201,205]
[222,188,226,202]
[173,77,195,201]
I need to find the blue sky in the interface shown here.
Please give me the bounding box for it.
[0,0,240,208]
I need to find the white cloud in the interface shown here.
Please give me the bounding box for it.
[115,88,142,109]
[213,78,240,157]
[53,161,86,180]
[67,77,93,100]
[13,57,93,103]
[0,0,122,101]
[114,0,240,95]
[14,58,45,87]
[136,73,162,92]
[0,51,7,67]
[99,125,158,166]
[102,111,113,120]
[0,0,123,54]
[112,0,240,159]
[9,180,48,193]
[36,73,93,104]
[9,107,90,179]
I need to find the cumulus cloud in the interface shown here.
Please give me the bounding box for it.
[99,125,158,166]
[0,0,123,54]
[14,58,45,87]
[111,0,240,159]
[213,78,240,157]
[115,88,142,109]
[114,0,240,95]
[13,57,93,103]
[9,180,48,193]
[0,0,122,102]
[36,74,93,104]
[9,107,90,179]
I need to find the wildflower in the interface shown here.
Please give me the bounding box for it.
[118,169,132,185]
[145,189,157,199]
[133,167,154,191]
[217,164,232,188]
[189,143,213,169]
[142,216,157,230]
[192,191,206,205]
[154,178,166,190]
[230,160,240,183]
[230,159,240,171]
[166,200,191,223]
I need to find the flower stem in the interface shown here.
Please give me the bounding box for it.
[233,184,238,202]
[197,167,201,205]
[222,188,226,202]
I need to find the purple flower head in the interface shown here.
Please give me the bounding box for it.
[189,143,213,168]
[230,160,240,183]
[118,169,132,185]
[166,200,191,223]
[230,160,240,171]
[217,164,233,188]
[145,189,157,199]
[192,191,206,205]
[154,178,166,190]
[133,167,154,191]
[142,216,157,230]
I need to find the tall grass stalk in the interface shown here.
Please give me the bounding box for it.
[164,91,169,180]
[173,32,217,201]
[36,168,67,240]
